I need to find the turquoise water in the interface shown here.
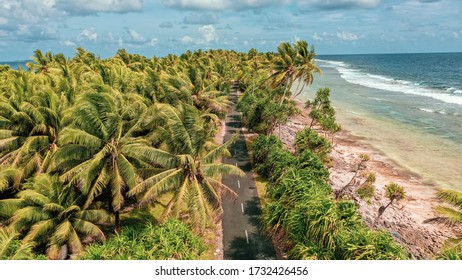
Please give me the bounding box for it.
[299,53,462,190]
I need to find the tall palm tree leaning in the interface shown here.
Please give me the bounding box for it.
[293,40,322,98]
[269,40,322,105]
[128,104,244,232]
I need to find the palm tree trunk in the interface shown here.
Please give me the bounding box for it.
[279,80,292,106]
[375,199,394,225]
[335,159,366,199]
[115,211,121,233]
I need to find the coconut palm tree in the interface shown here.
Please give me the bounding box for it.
[163,63,231,115]
[51,90,149,232]
[269,40,321,105]
[128,104,243,231]
[293,40,322,97]
[26,50,54,74]
[0,228,38,260]
[0,86,61,180]
[0,166,21,194]
[4,174,110,259]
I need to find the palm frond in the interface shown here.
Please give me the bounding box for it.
[202,163,244,178]
[59,127,102,148]
[137,170,183,206]
[434,206,462,226]
[202,136,236,164]
[438,189,462,210]
[128,168,180,197]
[22,218,57,244]
[122,144,176,168]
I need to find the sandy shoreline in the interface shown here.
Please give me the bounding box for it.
[277,100,461,259]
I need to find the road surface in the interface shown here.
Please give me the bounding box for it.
[222,82,276,260]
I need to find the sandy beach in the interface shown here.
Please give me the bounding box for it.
[276,101,461,259]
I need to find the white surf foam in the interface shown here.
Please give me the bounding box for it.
[321,60,462,106]
[419,108,435,113]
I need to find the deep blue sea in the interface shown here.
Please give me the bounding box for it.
[1,61,29,69]
[318,53,462,106]
[299,53,462,189]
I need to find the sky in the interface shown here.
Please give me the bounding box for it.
[0,0,461,60]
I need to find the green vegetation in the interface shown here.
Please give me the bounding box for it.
[433,189,462,259]
[295,128,332,164]
[356,172,376,203]
[0,40,427,260]
[235,41,407,259]
[80,219,205,260]
[335,154,370,199]
[306,87,340,136]
[0,47,244,259]
[376,183,406,222]
[0,228,46,260]
[251,135,406,260]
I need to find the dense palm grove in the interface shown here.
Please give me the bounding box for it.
[0,41,460,260]
[0,47,243,259]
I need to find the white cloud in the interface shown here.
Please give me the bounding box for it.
[0,0,142,26]
[198,24,218,43]
[313,32,322,41]
[40,26,59,38]
[16,25,30,35]
[180,35,194,44]
[162,0,288,10]
[299,0,379,9]
[127,29,145,42]
[0,17,8,25]
[159,21,173,28]
[337,31,359,41]
[183,13,219,25]
[61,40,77,47]
[313,32,333,41]
[180,24,218,45]
[149,38,159,46]
[77,27,98,42]
[57,0,143,15]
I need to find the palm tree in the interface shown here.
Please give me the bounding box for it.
[269,40,321,105]
[0,166,20,194]
[376,183,406,223]
[128,104,243,231]
[4,174,110,259]
[293,40,322,97]
[0,228,37,260]
[51,91,149,232]
[0,84,61,180]
[163,63,231,115]
[434,189,462,225]
[428,189,462,259]
[26,50,54,74]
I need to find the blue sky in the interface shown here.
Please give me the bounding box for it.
[0,0,461,60]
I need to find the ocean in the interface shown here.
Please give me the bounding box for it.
[299,53,462,190]
[1,61,29,69]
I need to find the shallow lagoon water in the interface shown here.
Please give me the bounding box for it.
[298,55,462,190]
